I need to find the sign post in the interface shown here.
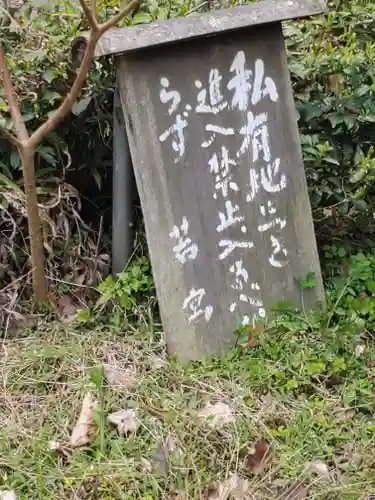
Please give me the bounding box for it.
[97,0,327,361]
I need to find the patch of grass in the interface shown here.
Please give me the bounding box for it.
[1,294,375,499]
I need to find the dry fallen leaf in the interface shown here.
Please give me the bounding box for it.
[206,474,251,500]
[198,402,235,428]
[309,461,331,480]
[103,363,137,391]
[245,437,273,475]
[152,433,183,475]
[57,295,79,323]
[258,393,275,414]
[48,439,71,459]
[150,355,168,369]
[342,443,362,468]
[107,408,138,435]
[0,491,17,500]
[141,457,153,473]
[279,482,309,500]
[355,344,365,358]
[70,392,98,448]
[334,408,355,422]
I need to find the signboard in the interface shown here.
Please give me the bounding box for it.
[111,2,326,361]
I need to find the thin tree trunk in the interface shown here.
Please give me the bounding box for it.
[20,146,47,301]
[0,0,140,303]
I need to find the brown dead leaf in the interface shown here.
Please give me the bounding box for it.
[150,355,168,369]
[205,474,252,500]
[327,74,344,97]
[279,482,309,500]
[70,392,98,448]
[245,438,273,475]
[141,457,153,473]
[151,433,183,475]
[151,434,183,475]
[107,408,138,435]
[57,295,80,323]
[103,363,137,391]
[48,440,71,460]
[198,402,235,428]
[333,408,355,422]
[278,483,309,500]
[309,461,331,480]
[342,443,362,468]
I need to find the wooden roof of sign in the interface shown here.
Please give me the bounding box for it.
[93,0,327,57]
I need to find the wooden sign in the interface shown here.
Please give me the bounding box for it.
[100,0,327,361]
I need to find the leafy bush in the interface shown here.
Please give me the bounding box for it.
[287,0,375,229]
[2,0,375,311]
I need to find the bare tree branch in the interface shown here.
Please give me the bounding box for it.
[29,0,141,149]
[0,44,28,142]
[91,0,98,24]
[99,0,140,33]
[0,126,20,148]
[78,0,99,30]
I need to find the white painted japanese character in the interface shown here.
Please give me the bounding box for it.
[246,158,287,203]
[251,59,279,105]
[261,158,287,194]
[201,124,235,148]
[182,287,213,324]
[246,168,260,202]
[257,200,286,233]
[195,69,228,114]
[169,216,198,264]
[230,291,265,324]
[241,308,266,327]
[237,111,270,161]
[216,200,244,233]
[159,77,181,115]
[269,235,289,268]
[159,114,188,163]
[218,239,254,260]
[241,314,250,325]
[229,260,248,291]
[227,50,252,111]
[208,146,238,199]
[239,293,263,308]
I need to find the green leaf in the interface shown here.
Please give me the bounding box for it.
[352,199,368,212]
[328,113,344,128]
[37,146,57,166]
[324,157,340,165]
[10,151,21,170]
[338,247,346,258]
[298,272,317,289]
[349,169,366,183]
[72,96,92,116]
[43,68,56,84]
[131,12,153,25]
[42,91,61,103]
[21,113,35,123]
[89,366,104,390]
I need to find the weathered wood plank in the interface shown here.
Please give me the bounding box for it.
[117,22,325,362]
[95,0,327,57]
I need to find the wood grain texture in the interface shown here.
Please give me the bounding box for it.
[96,0,327,57]
[117,23,325,362]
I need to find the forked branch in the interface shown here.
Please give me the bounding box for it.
[78,0,99,30]
[28,0,140,150]
[0,0,141,302]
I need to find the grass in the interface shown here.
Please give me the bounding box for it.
[1,285,375,500]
